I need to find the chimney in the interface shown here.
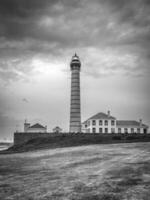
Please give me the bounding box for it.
[107,110,110,117]
[139,119,142,127]
[24,120,30,132]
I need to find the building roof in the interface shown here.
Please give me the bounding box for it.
[72,53,80,61]
[117,120,148,127]
[83,112,115,123]
[89,112,115,120]
[53,126,62,130]
[29,123,46,129]
[70,53,81,66]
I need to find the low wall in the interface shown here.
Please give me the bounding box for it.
[14,132,63,145]
[14,132,150,146]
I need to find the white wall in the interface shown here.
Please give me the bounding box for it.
[26,128,47,133]
[117,127,146,134]
[82,121,148,134]
[84,119,117,133]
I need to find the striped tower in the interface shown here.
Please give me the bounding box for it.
[69,54,81,133]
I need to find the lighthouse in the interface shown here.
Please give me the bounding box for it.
[69,54,81,133]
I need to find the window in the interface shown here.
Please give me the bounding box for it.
[124,128,128,133]
[88,121,90,126]
[99,128,103,133]
[99,120,103,125]
[105,128,108,133]
[105,120,108,126]
[92,120,96,126]
[111,128,115,133]
[85,124,87,128]
[144,129,147,134]
[92,128,96,133]
[131,128,134,133]
[111,120,115,126]
[137,128,140,134]
[118,128,121,133]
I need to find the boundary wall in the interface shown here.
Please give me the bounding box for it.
[14,132,150,145]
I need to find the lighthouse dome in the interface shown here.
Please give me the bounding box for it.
[72,53,80,61]
[70,53,81,70]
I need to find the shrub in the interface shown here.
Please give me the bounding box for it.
[112,136,121,140]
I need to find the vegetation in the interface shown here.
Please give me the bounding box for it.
[0,142,150,199]
[4,133,150,153]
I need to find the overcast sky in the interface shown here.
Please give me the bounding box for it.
[0,0,150,141]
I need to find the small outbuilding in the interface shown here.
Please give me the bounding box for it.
[53,126,62,133]
[24,121,47,133]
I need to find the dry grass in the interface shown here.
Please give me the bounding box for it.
[0,142,150,200]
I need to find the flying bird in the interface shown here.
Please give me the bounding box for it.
[22,98,29,103]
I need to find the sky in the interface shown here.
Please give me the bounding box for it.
[0,0,150,141]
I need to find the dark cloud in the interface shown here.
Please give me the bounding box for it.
[0,1,149,140]
[0,0,82,40]
[0,0,149,81]
[0,0,149,43]
[0,0,55,18]
[100,0,150,23]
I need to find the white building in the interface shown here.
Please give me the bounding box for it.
[53,126,62,133]
[82,111,149,134]
[24,121,47,133]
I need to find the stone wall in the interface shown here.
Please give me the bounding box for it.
[14,132,66,145]
[14,131,150,146]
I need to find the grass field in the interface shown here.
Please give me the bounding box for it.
[0,142,150,200]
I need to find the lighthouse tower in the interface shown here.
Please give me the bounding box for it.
[69,54,81,133]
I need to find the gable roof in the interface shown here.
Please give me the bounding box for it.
[117,120,148,127]
[89,112,115,120]
[53,126,62,130]
[83,112,115,124]
[29,123,45,129]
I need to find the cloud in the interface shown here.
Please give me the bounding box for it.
[0,112,20,140]
[0,0,150,140]
[0,0,149,82]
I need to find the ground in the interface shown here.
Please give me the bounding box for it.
[0,142,150,200]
